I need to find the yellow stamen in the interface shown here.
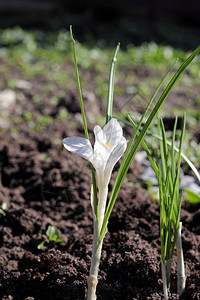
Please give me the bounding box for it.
[105,142,110,147]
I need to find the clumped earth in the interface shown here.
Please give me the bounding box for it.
[0,71,200,300]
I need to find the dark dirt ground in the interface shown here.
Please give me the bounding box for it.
[0,64,200,300]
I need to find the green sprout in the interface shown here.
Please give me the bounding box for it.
[129,113,193,298]
[33,94,41,105]
[50,96,59,106]
[38,225,65,250]
[158,115,186,298]
[23,110,34,122]
[56,108,69,122]
[0,202,7,216]
[37,115,53,126]
[62,27,200,300]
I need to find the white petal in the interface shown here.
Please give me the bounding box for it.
[93,140,110,170]
[103,118,123,148]
[94,125,106,143]
[104,137,127,185]
[63,137,93,163]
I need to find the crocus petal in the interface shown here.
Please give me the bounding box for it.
[94,125,106,143]
[103,119,123,148]
[104,137,127,185]
[63,137,93,163]
[93,140,110,170]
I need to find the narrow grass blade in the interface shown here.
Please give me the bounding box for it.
[70,26,98,221]
[172,192,183,254]
[106,43,120,123]
[160,119,174,198]
[159,165,165,262]
[159,119,168,182]
[163,172,178,259]
[100,45,200,241]
[172,114,186,229]
[172,114,186,234]
[171,117,178,182]
[70,25,89,140]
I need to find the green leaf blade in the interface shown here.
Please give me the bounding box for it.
[70,25,89,140]
[106,43,120,123]
[70,26,98,222]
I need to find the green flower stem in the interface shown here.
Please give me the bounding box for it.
[87,220,103,300]
[87,186,108,300]
[98,187,108,233]
[176,222,186,295]
[87,42,120,300]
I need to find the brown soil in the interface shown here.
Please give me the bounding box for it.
[0,83,200,300]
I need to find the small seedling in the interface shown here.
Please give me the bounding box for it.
[158,115,186,298]
[129,113,199,298]
[0,202,7,216]
[38,225,65,250]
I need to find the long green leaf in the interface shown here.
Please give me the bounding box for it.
[171,117,178,182]
[171,117,179,225]
[100,45,200,241]
[159,119,168,182]
[70,25,89,140]
[160,119,174,199]
[106,43,120,123]
[70,26,98,222]
[159,166,165,262]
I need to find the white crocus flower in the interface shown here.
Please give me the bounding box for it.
[63,118,127,225]
[63,118,127,300]
[63,118,127,190]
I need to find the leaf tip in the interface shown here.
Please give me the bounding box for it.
[70,25,75,42]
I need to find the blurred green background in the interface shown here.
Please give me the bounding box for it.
[0,1,199,173]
